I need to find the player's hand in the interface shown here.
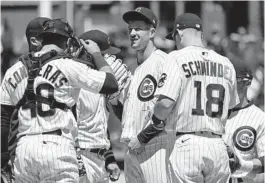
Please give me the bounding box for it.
[80,39,100,54]
[229,155,240,173]
[128,136,144,153]
[106,163,121,182]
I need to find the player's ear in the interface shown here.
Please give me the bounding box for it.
[30,37,39,46]
[149,27,156,39]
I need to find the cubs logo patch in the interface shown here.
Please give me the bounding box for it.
[232,126,256,151]
[137,75,157,101]
[158,73,167,88]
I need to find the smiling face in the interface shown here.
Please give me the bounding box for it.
[128,20,154,51]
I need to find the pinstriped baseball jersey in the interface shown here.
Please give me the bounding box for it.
[0,51,106,138]
[76,89,110,149]
[223,104,265,183]
[156,46,239,134]
[120,49,168,142]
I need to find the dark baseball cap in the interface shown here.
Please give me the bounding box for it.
[25,17,51,38]
[166,13,203,40]
[232,60,253,80]
[123,7,158,28]
[79,30,121,55]
[39,18,74,38]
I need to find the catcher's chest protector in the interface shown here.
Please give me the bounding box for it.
[17,50,72,115]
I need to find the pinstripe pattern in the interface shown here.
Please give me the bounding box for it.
[121,50,168,141]
[1,50,107,182]
[167,133,230,183]
[125,133,168,183]
[223,105,265,183]
[121,49,169,183]
[76,90,110,183]
[156,46,238,182]
[76,90,110,149]
[156,46,239,134]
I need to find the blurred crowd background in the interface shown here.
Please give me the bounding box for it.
[1,0,264,173]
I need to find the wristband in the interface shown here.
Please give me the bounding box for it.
[104,150,116,171]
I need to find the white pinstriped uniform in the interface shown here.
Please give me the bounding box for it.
[120,49,170,183]
[156,46,239,183]
[0,50,107,182]
[76,90,110,183]
[223,104,265,183]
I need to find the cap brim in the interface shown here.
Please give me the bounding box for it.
[101,46,121,55]
[40,29,69,38]
[165,30,174,40]
[123,11,150,24]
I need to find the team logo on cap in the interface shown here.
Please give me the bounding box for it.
[195,24,200,29]
[137,75,157,101]
[232,126,256,151]
[136,7,142,12]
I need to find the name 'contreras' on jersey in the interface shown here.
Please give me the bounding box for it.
[120,49,168,142]
[156,46,239,134]
[1,53,107,138]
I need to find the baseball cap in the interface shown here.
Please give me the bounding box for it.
[232,60,253,81]
[39,18,74,38]
[79,30,121,55]
[25,17,51,38]
[166,13,203,40]
[123,7,158,28]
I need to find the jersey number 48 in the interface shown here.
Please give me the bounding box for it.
[192,81,225,118]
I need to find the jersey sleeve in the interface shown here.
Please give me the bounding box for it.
[256,120,265,157]
[155,53,183,101]
[1,70,15,106]
[59,58,106,93]
[228,63,240,109]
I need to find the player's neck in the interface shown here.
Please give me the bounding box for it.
[136,42,156,65]
[40,45,63,54]
[235,97,250,109]
[185,37,204,48]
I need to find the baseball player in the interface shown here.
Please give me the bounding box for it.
[1,17,51,183]
[223,61,265,183]
[110,7,169,183]
[1,18,118,182]
[75,30,123,183]
[129,13,239,183]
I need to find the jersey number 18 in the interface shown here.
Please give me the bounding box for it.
[192,81,225,117]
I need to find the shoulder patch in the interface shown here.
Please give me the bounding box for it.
[158,73,167,88]
[232,126,256,151]
[137,74,157,101]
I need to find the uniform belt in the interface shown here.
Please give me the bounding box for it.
[89,148,107,157]
[176,131,221,138]
[20,129,62,138]
[229,178,244,183]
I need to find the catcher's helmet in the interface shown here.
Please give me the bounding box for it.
[39,18,74,38]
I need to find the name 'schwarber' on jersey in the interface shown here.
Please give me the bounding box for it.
[156,46,239,134]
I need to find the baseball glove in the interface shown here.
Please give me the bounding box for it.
[104,54,131,100]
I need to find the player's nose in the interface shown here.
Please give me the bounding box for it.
[129,29,137,36]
